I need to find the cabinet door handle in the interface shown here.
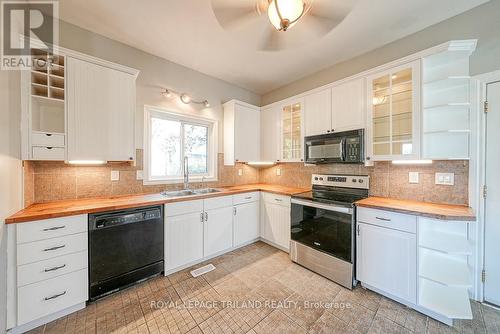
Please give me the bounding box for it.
[43,245,66,252]
[233,207,237,216]
[200,213,204,222]
[44,264,66,272]
[43,225,65,232]
[44,291,67,301]
[357,225,360,236]
[375,217,391,222]
[205,212,208,221]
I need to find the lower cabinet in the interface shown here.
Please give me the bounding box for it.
[356,222,417,304]
[204,197,234,258]
[260,193,291,251]
[234,200,260,247]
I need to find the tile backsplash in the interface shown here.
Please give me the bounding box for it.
[23,150,259,206]
[23,151,469,207]
[259,160,469,205]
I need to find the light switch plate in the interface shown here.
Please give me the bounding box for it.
[111,170,120,181]
[435,173,455,186]
[136,170,143,180]
[276,168,281,176]
[238,169,243,176]
[409,172,419,184]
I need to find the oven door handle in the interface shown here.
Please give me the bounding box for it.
[291,198,352,214]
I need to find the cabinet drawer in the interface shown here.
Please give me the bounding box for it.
[32,132,65,147]
[17,215,87,244]
[165,200,203,217]
[17,232,87,266]
[233,192,259,205]
[18,269,88,325]
[17,251,88,287]
[32,146,65,160]
[262,192,290,207]
[357,207,416,234]
[204,195,233,210]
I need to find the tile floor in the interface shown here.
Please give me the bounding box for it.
[29,242,500,334]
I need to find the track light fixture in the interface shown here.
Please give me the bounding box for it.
[161,88,210,108]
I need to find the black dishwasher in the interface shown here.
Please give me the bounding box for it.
[88,205,164,301]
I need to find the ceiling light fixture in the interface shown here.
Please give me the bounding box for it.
[161,88,211,108]
[268,0,306,31]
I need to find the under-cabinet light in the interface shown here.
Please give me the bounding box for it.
[247,162,276,166]
[67,160,106,165]
[392,160,433,165]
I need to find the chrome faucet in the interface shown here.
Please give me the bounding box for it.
[183,156,189,190]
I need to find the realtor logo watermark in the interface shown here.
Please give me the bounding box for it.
[1,0,59,70]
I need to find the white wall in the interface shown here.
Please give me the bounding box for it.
[0,70,23,333]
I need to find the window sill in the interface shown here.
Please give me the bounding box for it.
[143,176,218,186]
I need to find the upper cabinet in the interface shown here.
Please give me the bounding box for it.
[260,105,281,162]
[366,61,421,161]
[66,58,136,162]
[21,43,139,162]
[280,98,304,162]
[331,78,365,132]
[223,100,261,165]
[304,89,331,136]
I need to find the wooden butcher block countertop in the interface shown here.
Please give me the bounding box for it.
[356,197,476,221]
[6,184,309,224]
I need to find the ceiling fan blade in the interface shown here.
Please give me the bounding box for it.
[294,0,356,37]
[211,0,260,30]
[258,25,285,51]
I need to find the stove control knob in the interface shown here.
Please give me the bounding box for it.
[352,179,357,183]
[359,179,364,184]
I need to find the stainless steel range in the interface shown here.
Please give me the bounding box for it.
[290,174,370,289]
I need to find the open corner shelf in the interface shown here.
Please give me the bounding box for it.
[419,231,472,255]
[419,278,472,320]
[419,251,472,288]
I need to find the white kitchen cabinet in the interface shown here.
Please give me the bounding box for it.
[304,89,332,136]
[165,211,204,271]
[331,78,365,132]
[234,201,260,247]
[223,100,261,165]
[260,105,281,162]
[204,197,234,258]
[260,193,291,251]
[356,222,417,304]
[280,99,304,162]
[366,60,421,162]
[67,57,137,162]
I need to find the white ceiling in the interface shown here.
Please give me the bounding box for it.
[58,0,488,95]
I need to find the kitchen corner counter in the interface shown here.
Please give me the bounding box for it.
[5,184,309,224]
[355,197,476,221]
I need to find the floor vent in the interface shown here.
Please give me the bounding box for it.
[190,264,216,277]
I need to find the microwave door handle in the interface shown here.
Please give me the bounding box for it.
[340,138,346,161]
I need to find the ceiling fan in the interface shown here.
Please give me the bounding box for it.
[211,0,357,51]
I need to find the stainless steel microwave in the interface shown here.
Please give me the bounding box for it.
[304,129,364,164]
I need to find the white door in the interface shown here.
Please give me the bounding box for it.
[484,81,500,306]
[304,89,332,136]
[260,106,280,162]
[261,202,291,250]
[165,212,204,271]
[331,78,365,132]
[234,202,260,247]
[204,207,233,258]
[357,223,416,303]
[66,57,108,161]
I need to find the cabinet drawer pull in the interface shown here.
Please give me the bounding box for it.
[42,225,66,231]
[45,134,52,137]
[274,198,283,202]
[44,264,66,272]
[245,196,253,200]
[375,217,391,222]
[44,291,67,301]
[43,245,66,252]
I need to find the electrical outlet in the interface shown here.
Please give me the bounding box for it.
[409,172,419,184]
[276,168,281,176]
[111,170,120,181]
[136,170,143,180]
[238,169,243,176]
[435,173,455,186]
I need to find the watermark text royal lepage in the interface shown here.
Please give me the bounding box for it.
[1,0,59,70]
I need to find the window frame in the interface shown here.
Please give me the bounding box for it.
[143,105,218,185]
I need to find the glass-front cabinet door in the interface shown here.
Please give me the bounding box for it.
[366,61,421,161]
[281,99,304,162]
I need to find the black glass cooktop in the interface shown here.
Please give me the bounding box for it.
[292,187,368,207]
